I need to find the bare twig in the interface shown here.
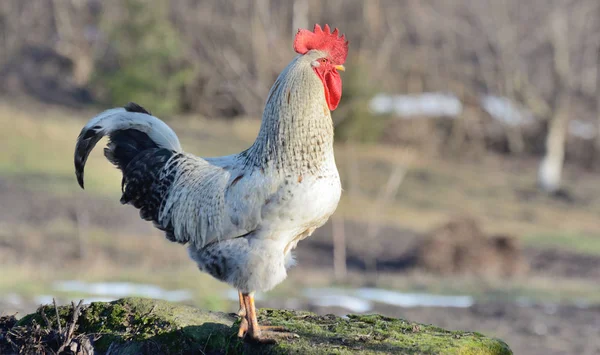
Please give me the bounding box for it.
[57,299,84,353]
[148,304,157,316]
[52,298,62,342]
[68,300,84,338]
[40,307,51,328]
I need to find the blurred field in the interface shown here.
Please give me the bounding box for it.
[1,100,600,355]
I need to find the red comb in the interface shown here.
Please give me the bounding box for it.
[294,24,348,64]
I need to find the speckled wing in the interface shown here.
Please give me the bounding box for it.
[74,103,267,250]
[153,153,268,249]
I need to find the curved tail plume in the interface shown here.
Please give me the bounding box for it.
[74,102,182,188]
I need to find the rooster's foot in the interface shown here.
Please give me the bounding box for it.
[237,321,296,343]
[242,326,299,344]
[237,317,249,338]
[237,292,298,343]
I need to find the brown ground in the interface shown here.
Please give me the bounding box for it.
[300,217,600,283]
[1,176,600,355]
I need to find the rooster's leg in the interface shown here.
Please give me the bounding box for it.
[237,291,246,316]
[237,291,248,338]
[238,292,297,343]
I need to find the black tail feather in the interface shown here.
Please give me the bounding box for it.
[74,102,157,189]
[124,102,152,115]
[104,129,161,172]
[75,126,103,189]
[120,148,175,223]
[74,102,184,241]
[75,102,181,241]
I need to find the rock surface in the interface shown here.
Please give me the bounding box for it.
[3,297,512,354]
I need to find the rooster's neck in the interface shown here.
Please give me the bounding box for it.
[245,57,335,174]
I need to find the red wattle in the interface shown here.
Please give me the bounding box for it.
[314,68,342,111]
[324,71,342,111]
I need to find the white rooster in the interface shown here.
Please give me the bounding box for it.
[74,24,348,342]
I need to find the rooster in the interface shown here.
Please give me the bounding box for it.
[74,24,348,343]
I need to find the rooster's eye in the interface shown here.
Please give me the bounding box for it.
[320,58,328,63]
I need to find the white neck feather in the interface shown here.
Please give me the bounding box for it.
[243,56,335,174]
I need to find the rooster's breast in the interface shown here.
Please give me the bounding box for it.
[261,170,341,236]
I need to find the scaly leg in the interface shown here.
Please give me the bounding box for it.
[237,292,297,343]
[238,291,246,316]
[237,291,248,338]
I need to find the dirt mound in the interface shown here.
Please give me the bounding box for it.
[415,217,528,277]
[527,248,600,281]
[0,46,93,108]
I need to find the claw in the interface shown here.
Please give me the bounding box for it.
[245,329,299,344]
[237,321,295,341]
[261,325,288,332]
[237,317,249,338]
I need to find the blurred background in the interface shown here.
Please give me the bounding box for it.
[1,0,599,354]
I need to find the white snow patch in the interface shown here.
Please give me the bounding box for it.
[355,288,474,308]
[303,288,373,313]
[568,120,596,140]
[480,95,534,126]
[3,293,23,306]
[370,93,462,118]
[303,287,473,311]
[34,295,56,305]
[53,281,192,302]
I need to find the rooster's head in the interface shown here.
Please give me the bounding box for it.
[294,24,348,111]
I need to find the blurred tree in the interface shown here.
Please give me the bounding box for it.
[51,0,96,88]
[537,10,572,194]
[334,62,388,143]
[93,0,192,117]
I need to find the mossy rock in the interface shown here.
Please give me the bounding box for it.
[13,297,512,354]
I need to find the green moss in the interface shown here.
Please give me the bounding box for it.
[17,303,73,329]
[257,311,511,355]
[15,298,511,354]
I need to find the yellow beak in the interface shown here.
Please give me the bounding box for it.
[335,65,346,72]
